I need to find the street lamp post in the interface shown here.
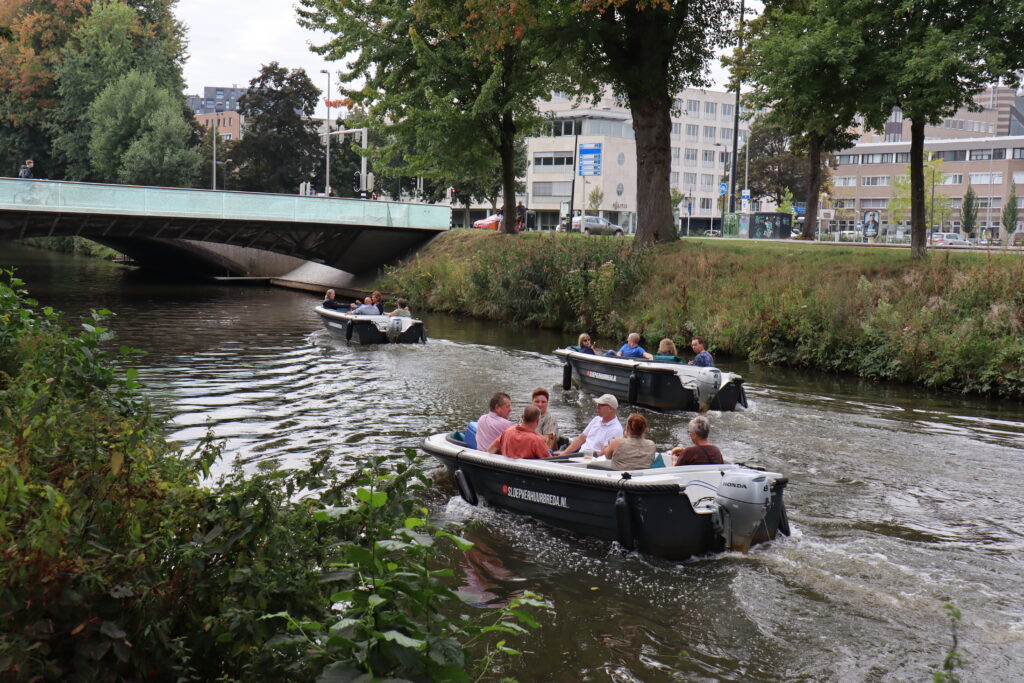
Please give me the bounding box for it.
[320,70,331,196]
[728,0,746,214]
[211,116,217,190]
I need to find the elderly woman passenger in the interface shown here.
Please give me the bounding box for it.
[599,413,657,470]
[671,415,724,466]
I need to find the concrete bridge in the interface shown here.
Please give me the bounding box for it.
[0,178,450,279]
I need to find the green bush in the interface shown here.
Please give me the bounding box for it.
[0,272,546,681]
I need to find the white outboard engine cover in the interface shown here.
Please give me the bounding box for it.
[692,367,722,412]
[385,316,404,342]
[712,470,771,552]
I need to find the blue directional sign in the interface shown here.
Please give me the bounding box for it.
[719,182,728,195]
[578,143,602,177]
[741,188,751,200]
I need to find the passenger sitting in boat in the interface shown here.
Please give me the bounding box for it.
[671,415,724,466]
[388,298,412,317]
[322,289,344,310]
[616,332,653,360]
[487,406,551,460]
[476,392,514,450]
[577,333,597,355]
[351,297,380,315]
[657,338,677,357]
[371,290,385,315]
[688,337,714,367]
[531,387,559,449]
[553,393,623,456]
[597,413,656,470]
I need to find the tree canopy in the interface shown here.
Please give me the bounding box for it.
[736,120,828,205]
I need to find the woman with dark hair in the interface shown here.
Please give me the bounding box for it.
[599,413,656,470]
[671,416,724,466]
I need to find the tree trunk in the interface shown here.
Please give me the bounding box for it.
[499,110,517,234]
[909,119,927,259]
[630,93,676,245]
[801,134,822,240]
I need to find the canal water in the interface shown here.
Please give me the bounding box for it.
[4,243,1024,681]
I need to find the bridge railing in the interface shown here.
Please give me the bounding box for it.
[0,178,450,230]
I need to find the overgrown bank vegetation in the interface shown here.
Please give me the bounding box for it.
[380,231,1024,399]
[0,272,544,680]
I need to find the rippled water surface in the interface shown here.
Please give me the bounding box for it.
[6,244,1024,681]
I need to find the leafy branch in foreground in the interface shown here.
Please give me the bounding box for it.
[933,603,963,683]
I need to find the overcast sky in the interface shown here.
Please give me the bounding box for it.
[175,0,737,119]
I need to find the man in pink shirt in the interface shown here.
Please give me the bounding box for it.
[487,406,551,460]
[475,392,513,450]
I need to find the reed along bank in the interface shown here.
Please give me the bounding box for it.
[379,230,1024,400]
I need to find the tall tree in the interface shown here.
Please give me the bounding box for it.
[298,0,552,233]
[232,63,323,194]
[88,70,199,186]
[1001,184,1019,242]
[855,0,1024,258]
[961,185,979,238]
[888,157,951,232]
[737,0,883,240]
[556,0,735,245]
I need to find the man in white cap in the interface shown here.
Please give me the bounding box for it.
[554,394,624,456]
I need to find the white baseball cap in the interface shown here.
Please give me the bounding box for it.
[594,394,619,409]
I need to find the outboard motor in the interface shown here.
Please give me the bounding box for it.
[692,367,722,412]
[712,470,771,552]
[386,316,404,342]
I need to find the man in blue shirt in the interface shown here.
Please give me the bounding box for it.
[689,337,714,367]
[617,333,653,359]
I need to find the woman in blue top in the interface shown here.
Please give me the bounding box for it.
[617,332,653,360]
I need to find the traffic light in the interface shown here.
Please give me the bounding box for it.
[449,187,458,202]
[352,171,361,192]
[366,172,375,192]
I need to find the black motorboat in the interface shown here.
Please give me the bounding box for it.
[553,347,747,412]
[315,305,426,344]
[422,433,789,560]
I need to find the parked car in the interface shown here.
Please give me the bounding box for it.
[929,232,966,246]
[1010,232,1024,246]
[570,215,625,236]
[704,229,722,237]
[472,214,502,230]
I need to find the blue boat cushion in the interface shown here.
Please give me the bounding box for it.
[465,421,478,449]
[652,354,679,362]
[649,453,667,468]
[603,350,616,357]
[570,345,582,351]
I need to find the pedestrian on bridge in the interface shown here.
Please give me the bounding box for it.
[18,159,34,179]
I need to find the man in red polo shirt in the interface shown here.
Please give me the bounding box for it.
[486,406,551,460]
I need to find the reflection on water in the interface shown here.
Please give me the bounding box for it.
[5,243,1024,681]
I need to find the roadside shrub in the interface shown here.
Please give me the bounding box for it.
[0,272,545,681]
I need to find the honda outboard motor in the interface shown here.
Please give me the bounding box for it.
[712,470,771,552]
[386,316,404,342]
[692,367,722,412]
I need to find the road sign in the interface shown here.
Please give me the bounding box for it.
[741,188,751,200]
[719,182,728,195]
[741,198,750,213]
[578,143,602,177]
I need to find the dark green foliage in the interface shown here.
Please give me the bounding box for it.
[0,271,545,680]
[233,62,324,194]
[933,604,963,683]
[961,187,978,238]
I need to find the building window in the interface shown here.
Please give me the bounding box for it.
[533,152,573,166]
[720,127,731,140]
[861,198,889,208]
[672,122,681,138]
[969,172,1003,185]
[1017,197,1024,209]
[833,199,855,209]
[860,153,893,164]
[1013,148,1024,160]
[684,148,697,166]
[700,174,714,190]
[683,172,697,188]
[702,150,716,167]
[700,197,713,210]
[976,198,1002,209]
[834,176,856,187]
[940,174,963,185]
[616,183,625,197]
[862,176,890,186]
[1013,171,1024,184]
[703,126,716,141]
[532,181,572,196]
[895,153,910,163]
[704,101,717,117]
[687,99,699,115]
[836,154,859,165]
[933,149,967,162]
[685,124,699,140]
[618,152,626,166]
[993,148,1006,160]
[547,119,581,136]
[671,172,679,186]
[671,147,680,164]
[969,149,993,161]
[719,151,731,165]
[722,103,735,119]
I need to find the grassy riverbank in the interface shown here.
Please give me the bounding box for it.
[379,230,1024,399]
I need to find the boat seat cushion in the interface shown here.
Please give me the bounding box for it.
[652,354,679,362]
[602,350,616,357]
[465,421,478,449]
[649,453,667,468]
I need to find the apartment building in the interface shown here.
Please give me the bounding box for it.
[491,89,761,231]
[186,86,247,115]
[829,136,1024,238]
[195,111,243,141]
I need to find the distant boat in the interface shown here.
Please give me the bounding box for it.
[554,348,746,412]
[315,305,426,344]
[422,432,790,560]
